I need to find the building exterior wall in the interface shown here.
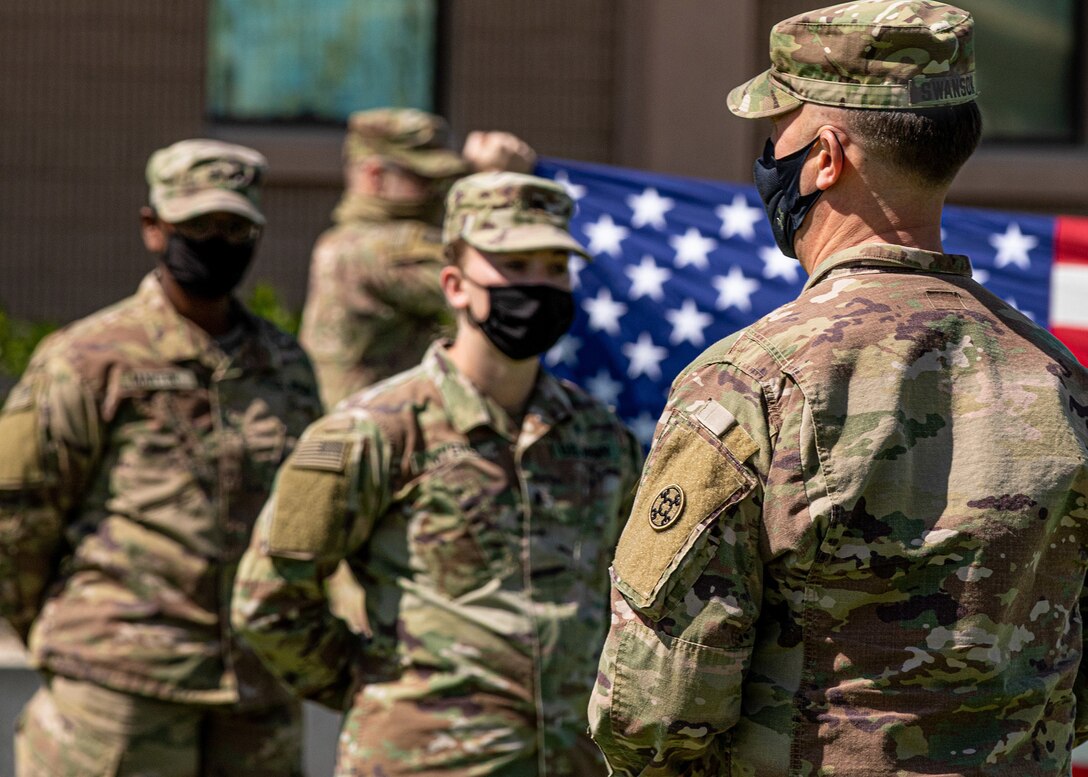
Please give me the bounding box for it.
[0,2,208,323]
[2,1,1085,325]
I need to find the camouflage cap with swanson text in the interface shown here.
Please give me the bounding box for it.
[146,139,267,225]
[728,0,977,119]
[344,108,469,179]
[443,172,591,260]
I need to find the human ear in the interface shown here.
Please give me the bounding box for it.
[440,264,469,311]
[139,206,167,253]
[814,127,846,191]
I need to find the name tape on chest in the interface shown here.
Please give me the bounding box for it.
[120,369,199,392]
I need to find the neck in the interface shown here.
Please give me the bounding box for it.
[445,327,540,421]
[797,193,946,275]
[157,266,235,336]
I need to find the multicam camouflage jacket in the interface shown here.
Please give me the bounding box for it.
[232,342,642,776]
[298,195,451,410]
[0,273,321,704]
[590,244,1088,776]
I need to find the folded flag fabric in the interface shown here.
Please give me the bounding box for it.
[536,157,1088,447]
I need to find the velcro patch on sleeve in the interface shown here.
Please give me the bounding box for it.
[265,440,354,560]
[612,412,754,619]
[691,398,759,463]
[0,400,44,489]
[291,439,349,473]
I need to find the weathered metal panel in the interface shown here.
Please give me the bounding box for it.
[208,0,437,121]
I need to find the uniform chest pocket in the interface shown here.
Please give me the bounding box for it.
[106,385,218,531]
[407,454,518,598]
[527,457,624,581]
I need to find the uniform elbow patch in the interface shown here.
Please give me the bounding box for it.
[265,439,353,560]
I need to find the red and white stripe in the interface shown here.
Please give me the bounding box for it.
[1052,216,1088,366]
[1054,216,1088,772]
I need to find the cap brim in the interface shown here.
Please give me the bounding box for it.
[393,148,470,179]
[154,189,265,225]
[465,224,592,261]
[727,69,803,119]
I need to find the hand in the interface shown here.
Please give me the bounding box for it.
[462,131,537,174]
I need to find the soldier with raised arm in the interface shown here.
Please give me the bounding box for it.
[299,108,536,411]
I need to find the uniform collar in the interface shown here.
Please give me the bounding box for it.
[134,272,282,374]
[803,243,974,292]
[422,341,573,442]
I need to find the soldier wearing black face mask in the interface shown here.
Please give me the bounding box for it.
[139,140,270,336]
[3,139,322,777]
[231,172,643,777]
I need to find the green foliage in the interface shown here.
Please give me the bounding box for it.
[246,282,302,337]
[0,308,57,380]
[0,284,300,389]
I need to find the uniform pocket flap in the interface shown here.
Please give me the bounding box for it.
[612,412,754,620]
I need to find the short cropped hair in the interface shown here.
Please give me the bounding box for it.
[845,101,983,188]
[443,239,466,266]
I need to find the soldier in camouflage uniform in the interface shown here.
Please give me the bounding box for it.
[232,172,643,776]
[590,3,1088,776]
[300,109,537,634]
[0,139,322,776]
[298,108,537,411]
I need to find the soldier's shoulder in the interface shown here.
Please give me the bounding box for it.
[673,327,766,383]
[247,313,308,360]
[554,375,614,416]
[332,364,433,433]
[552,376,635,437]
[29,293,153,384]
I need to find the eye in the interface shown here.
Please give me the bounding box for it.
[501,258,529,274]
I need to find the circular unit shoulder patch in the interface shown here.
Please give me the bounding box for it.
[648,484,686,531]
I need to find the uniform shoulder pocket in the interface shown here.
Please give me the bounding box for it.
[265,437,356,560]
[612,409,756,620]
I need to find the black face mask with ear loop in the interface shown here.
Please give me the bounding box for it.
[752,136,823,259]
[161,233,256,299]
[462,275,575,361]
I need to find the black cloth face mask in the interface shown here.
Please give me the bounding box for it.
[464,278,575,361]
[752,136,823,259]
[162,233,256,299]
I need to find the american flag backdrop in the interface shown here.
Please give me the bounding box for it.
[536,157,1088,448]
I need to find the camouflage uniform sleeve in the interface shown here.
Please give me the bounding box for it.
[374,252,448,320]
[0,349,103,642]
[1075,472,1088,745]
[610,423,645,551]
[589,359,773,775]
[231,411,392,710]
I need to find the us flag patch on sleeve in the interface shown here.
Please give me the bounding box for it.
[291,439,349,473]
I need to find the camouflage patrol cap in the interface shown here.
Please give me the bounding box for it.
[146,139,267,225]
[344,108,469,179]
[443,172,591,260]
[728,1,977,119]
